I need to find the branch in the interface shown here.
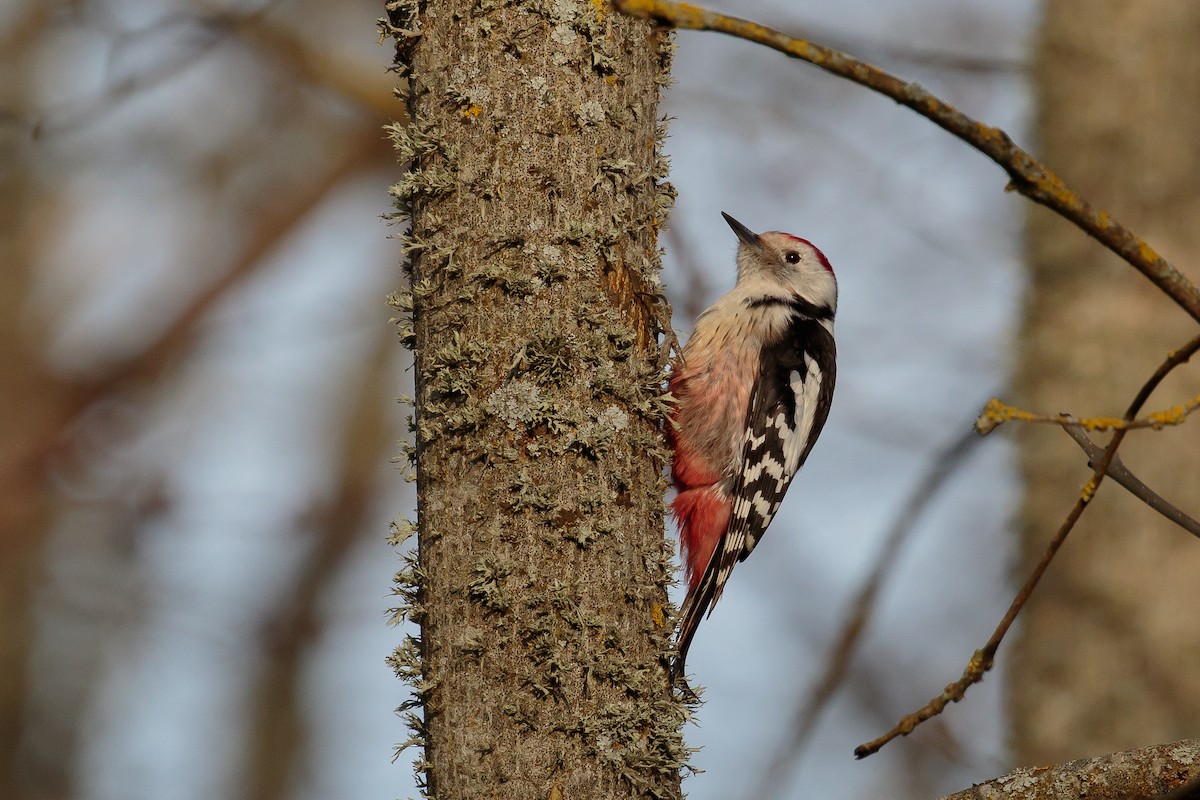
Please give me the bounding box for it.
[936,738,1200,800]
[612,0,1200,325]
[972,391,1200,538]
[1059,423,1200,540]
[975,396,1200,435]
[854,332,1200,758]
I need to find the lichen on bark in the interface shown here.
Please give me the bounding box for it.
[382,1,687,797]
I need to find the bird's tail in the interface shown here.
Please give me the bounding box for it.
[669,485,730,686]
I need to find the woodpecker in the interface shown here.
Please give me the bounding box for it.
[667,212,837,684]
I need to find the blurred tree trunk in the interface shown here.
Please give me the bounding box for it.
[1012,0,1200,765]
[246,336,393,800]
[383,1,685,799]
[0,8,60,799]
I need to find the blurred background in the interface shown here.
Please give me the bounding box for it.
[1,0,1065,798]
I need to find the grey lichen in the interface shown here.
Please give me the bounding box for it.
[387,290,417,350]
[467,557,512,612]
[998,767,1038,792]
[421,332,488,418]
[387,123,459,215]
[486,380,545,429]
[563,519,610,549]
[570,404,629,458]
[577,98,607,127]
[513,325,578,386]
[570,696,695,797]
[381,0,424,66]
[385,524,431,794]
[466,260,541,297]
[1170,744,1198,765]
[508,471,558,514]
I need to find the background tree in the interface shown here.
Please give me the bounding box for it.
[1013,0,1200,763]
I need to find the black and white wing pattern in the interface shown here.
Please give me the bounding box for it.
[672,314,836,683]
[709,316,836,612]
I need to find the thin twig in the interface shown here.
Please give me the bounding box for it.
[1059,423,1200,540]
[752,424,982,799]
[612,0,1200,325]
[854,331,1200,758]
[975,396,1200,434]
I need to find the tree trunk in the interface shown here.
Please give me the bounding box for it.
[0,8,63,798]
[383,1,685,798]
[1012,0,1200,765]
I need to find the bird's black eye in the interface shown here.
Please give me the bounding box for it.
[785,251,801,264]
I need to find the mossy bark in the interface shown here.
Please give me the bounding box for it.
[1013,0,1200,764]
[383,1,685,798]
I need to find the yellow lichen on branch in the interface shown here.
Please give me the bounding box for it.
[973,398,1034,434]
[1148,394,1200,427]
[974,395,1200,435]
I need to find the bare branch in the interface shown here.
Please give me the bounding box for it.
[855,332,1200,758]
[1059,423,1200,540]
[613,0,1200,324]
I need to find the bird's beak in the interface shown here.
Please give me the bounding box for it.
[721,212,762,249]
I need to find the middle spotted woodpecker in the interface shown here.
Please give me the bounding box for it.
[667,212,837,684]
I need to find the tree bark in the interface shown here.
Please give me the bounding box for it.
[940,738,1200,800]
[383,1,685,798]
[1012,0,1200,765]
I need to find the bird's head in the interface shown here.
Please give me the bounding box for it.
[723,211,837,315]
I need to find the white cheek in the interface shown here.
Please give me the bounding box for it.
[797,269,837,310]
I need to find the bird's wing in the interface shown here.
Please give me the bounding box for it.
[709,321,836,611]
[672,319,835,683]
